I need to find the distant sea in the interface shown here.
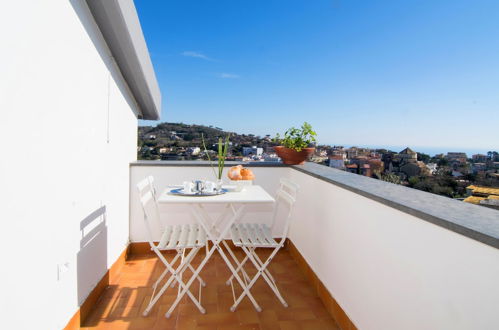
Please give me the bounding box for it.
[331,144,497,157]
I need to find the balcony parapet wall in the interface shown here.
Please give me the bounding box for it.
[131,161,499,249]
[292,162,499,249]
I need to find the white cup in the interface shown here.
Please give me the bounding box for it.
[204,181,215,193]
[183,181,193,193]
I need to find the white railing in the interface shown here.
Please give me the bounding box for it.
[130,162,499,330]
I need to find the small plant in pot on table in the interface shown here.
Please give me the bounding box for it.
[202,133,230,191]
[274,122,317,165]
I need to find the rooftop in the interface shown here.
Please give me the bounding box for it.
[466,185,499,196]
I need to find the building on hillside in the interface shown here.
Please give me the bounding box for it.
[383,147,419,178]
[360,164,371,177]
[264,146,276,154]
[329,155,345,169]
[310,154,328,163]
[357,148,371,156]
[345,164,358,174]
[472,154,488,162]
[345,147,370,159]
[398,147,417,162]
[317,149,328,157]
[331,151,346,160]
[331,145,345,153]
[263,155,280,162]
[446,152,468,170]
[447,152,468,161]
[400,163,421,178]
[350,156,369,167]
[330,145,346,157]
[345,147,359,159]
[187,147,201,156]
[472,163,487,173]
[243,146,263,157]
[381,152,395,173]
[426,163,437,174]
[331,150,346,159]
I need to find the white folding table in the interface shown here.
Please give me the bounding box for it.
[157,185,275,315]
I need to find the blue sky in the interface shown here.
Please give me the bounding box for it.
[136,0,499,153]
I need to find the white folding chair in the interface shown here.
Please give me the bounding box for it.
[227,178,299,312]
[137,177,207,318]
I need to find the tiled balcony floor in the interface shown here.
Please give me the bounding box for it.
[82,247,339,330]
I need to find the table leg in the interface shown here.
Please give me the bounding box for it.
[195,204,262,312]
[195,205,252,284]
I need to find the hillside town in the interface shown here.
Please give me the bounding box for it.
[138,122,280,162]
[323,146,499,209]
[138,123,499,209]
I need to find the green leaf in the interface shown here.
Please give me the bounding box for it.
[274,122,317,151]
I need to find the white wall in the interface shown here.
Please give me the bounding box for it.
[129,165,499,330]
[287,169,499,330]
[0,1,139,329]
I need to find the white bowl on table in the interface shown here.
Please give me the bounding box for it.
[228,180,253,192]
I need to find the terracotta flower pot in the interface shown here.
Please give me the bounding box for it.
[274,146,315,165]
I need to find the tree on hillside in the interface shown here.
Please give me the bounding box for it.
[437,158,448,167]
[417,152,431,163]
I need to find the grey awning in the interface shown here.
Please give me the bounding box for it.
[86,0,161,120]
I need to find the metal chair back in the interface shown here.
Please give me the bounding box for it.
[137,177,159,249]
[270,178,299,240]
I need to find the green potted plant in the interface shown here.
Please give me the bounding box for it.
[274,122,317,165]
[202,133,230,190]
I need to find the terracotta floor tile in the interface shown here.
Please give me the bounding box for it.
[288,307,317,321]
[81,250,339,329]
[260,320,282,330]
[152,304,179,329]
[279,320,302,330]
[176,315,197,330]
[127,316,157,329]
[179,302,217,316]
[312,304,332,320]
[237,309,260,324]
[299,319,339,330]
[92,319,130,330]
[219,323,261,330]
[194,325,218,330]
[108,306,139,319]
[196,312,239,326]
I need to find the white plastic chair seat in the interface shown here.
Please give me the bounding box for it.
[157,224,206,250]
[231,223,279,248]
